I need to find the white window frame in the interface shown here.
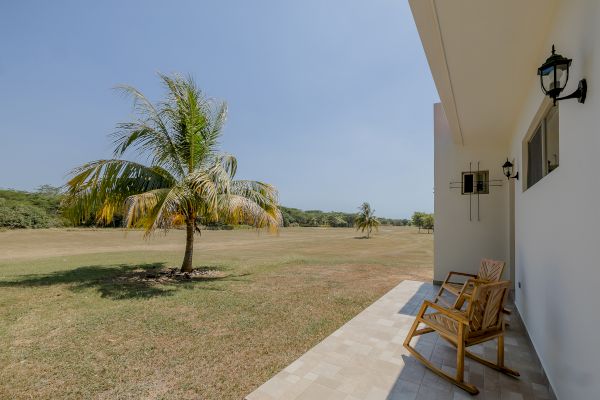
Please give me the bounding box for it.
[523,101,559,191]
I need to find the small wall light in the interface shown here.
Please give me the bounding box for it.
[538,45,586,105]
[502,158,519,180]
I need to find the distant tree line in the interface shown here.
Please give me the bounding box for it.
[0,187,428,230]
[280,206,411,228]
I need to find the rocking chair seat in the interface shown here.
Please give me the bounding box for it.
[423,311,504,345]
[422,311,463,336]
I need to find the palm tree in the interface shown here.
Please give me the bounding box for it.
[355,202,380,238]
[63,74,282,272]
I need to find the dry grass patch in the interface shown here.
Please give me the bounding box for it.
[0,227,432,399]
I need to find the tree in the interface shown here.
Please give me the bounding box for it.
[63,74,282,272]
[411,212,422,232]
[411,211,425,233]
[36,185,62,197]
[411,211,433,233]
[355,202,380,238]
[422,214,434,233]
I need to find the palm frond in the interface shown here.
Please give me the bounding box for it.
[113,84,186,178]
[159,74,225,172]
[63,159,176,225]
[124,184,193,235]
[217,194,282,230]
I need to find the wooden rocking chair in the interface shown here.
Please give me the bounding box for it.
[434,258,505,308]
[403,280,519,395]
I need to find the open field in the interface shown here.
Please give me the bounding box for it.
[0,227,432,399]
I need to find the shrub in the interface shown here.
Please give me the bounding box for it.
[0,187,65,229]
[0,203,55,229]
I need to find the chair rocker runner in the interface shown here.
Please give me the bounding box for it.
[434,258,505,309]
[403,280,519,395]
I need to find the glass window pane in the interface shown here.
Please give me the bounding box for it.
[546,107,559,173]
[528,126,543,188]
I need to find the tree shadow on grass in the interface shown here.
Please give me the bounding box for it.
[0,263,242,300]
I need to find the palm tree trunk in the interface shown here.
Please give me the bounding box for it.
[181,219,195,273]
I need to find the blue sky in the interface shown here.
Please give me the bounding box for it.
[0,0,438,218]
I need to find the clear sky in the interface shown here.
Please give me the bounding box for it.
[0,0,438,218]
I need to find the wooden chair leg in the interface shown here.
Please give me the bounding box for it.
[403,303,427,347]
[433,284,446,304]
[404,316,479,395]
[465,336,520,378]
[435,290,459,309]
[497,334,504,367]
[456,324,465,383]
[405,335,479,395]
[453,294,467,310]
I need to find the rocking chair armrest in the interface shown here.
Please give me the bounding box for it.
[464,278,490,286]
[422,300,469,325]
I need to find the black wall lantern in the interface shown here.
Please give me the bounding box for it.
[502,158,519,180]
[538,45,586,105]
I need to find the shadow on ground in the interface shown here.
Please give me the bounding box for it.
[0,263,250,300]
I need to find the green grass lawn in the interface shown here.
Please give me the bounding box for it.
[0,227,432,399]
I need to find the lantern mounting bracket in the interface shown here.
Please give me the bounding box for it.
[554,78,587,105]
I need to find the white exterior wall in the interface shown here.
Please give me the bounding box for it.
[434,103,510,283]
[507,1,600,398]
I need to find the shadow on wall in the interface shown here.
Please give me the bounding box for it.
[0,263,247,300]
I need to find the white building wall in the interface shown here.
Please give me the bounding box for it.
[507,1,600,398]
[434,103,509,283]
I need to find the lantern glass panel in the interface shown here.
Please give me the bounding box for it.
[555,64,569,90]
[541,70,554,93]
[545,71,555,91]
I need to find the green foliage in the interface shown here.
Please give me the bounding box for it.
[280,207,352,227]
[422,214,434,231]
[280,206,410,228]
[381,217,411,226]
[0,187,65,229]
[0,203,52,229]
[354,202,380,238]
[411,211,434,233]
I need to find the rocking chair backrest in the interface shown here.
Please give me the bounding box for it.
[466,281,510,334]
[476,259,505,282]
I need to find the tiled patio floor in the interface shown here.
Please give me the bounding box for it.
[246,280,555,400]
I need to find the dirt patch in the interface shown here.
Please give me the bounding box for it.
[114,266,227,284]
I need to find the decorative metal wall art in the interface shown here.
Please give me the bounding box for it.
[449,161,503,222]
